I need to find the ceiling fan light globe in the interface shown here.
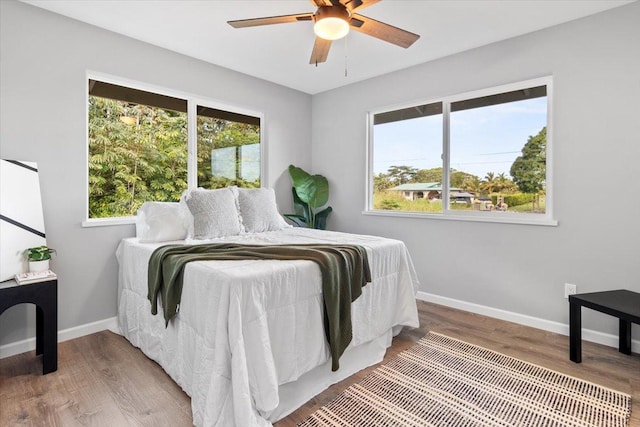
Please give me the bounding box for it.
[314,17,349,40]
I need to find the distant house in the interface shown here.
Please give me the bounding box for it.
[390,182,463,201]
[450,191,475,204]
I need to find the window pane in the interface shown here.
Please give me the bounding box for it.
[88,81,188,219]
[372,102,443,212]
[197,106,260,189]
[449,86,547,214]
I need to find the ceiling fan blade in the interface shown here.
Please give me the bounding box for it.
[342,0,380,13]
[228,13,313,28]
[309,37,332,64]
[310,0,333,7]
[350,13,420,48]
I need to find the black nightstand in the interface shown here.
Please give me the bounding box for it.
[0,278,58,374]
[569,289,640,363]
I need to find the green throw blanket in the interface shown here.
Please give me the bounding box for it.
[147,243,371,371]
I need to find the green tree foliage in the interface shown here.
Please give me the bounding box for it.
[510,127,546,194]
[510,127,546,212]
[88,96,261,219]
[88,97,188,218]
[374,173,393,192]
[414,168,442,183]
[387,165,417,184]
[480,172,497,194]
[450,170,476,188]
[495,172,518,194]
[462,175,482,194]
[375,166,476,191]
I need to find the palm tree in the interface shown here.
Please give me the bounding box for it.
[480,172,497,194]
[495,172,518,194]
[462,176,482,195]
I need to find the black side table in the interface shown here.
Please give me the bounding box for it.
[569,289,640,363]
[0,278,58,374]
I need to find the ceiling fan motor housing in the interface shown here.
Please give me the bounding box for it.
[314,4,351,23]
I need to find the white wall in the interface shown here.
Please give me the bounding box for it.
[0,1,311,347]
[312,3,640,338]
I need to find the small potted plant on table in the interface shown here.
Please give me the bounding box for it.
[26,246,56,272]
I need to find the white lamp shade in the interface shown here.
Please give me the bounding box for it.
[314,17,350,40]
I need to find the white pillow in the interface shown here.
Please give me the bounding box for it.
[136,202,191,243]
[179,190,195,239]
[185,188,242,239]
[236,188,289,233]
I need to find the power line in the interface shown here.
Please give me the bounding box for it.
[374,152,519,164]
[477,151,520,155]
[374,158,432,163]
[451,160,515,166]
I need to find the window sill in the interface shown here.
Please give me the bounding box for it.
[82,216,136,228]
[362,209,558,226]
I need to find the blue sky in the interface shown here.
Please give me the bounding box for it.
[373,97,547,179]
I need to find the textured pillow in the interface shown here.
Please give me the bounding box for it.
[237,188,289,233]
[136,202,191,243]
[185,188,242,239]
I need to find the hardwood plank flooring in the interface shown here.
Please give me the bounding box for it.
[1,300,638,426]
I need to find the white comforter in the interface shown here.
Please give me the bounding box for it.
[116,228,419,426]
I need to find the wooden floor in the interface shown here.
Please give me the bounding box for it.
[1,300,638,426]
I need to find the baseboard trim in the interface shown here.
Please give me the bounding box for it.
[3,294,636,359]
[0,316,119,359]
[416,291,640,351]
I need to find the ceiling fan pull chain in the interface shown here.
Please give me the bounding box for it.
[344,34,348,77]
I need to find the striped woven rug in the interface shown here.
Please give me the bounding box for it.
[298,332,631,427]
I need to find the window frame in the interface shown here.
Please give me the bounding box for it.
[365,76,556,226]
[83,71,265,227]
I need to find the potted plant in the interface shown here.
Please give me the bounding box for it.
[284,165,332,230]
[26,245,56,272]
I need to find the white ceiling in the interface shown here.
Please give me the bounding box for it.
[23,0,634,94]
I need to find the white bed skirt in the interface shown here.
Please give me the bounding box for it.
[267,325,400,421]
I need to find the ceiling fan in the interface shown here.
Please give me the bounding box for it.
[228,0,420,65]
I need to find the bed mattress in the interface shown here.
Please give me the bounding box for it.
[116,227,419,426]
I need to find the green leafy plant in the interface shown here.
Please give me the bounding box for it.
[284,165,332,230]
[26,246,56,262]
[379,199,401,210]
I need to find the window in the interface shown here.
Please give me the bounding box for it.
[88,81,188,219]
[372,102,443,212]
[87,77,262,221]
[196,106,260,189]
[368,78,553,224]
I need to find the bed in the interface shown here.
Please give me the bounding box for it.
[116,188,420,427]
